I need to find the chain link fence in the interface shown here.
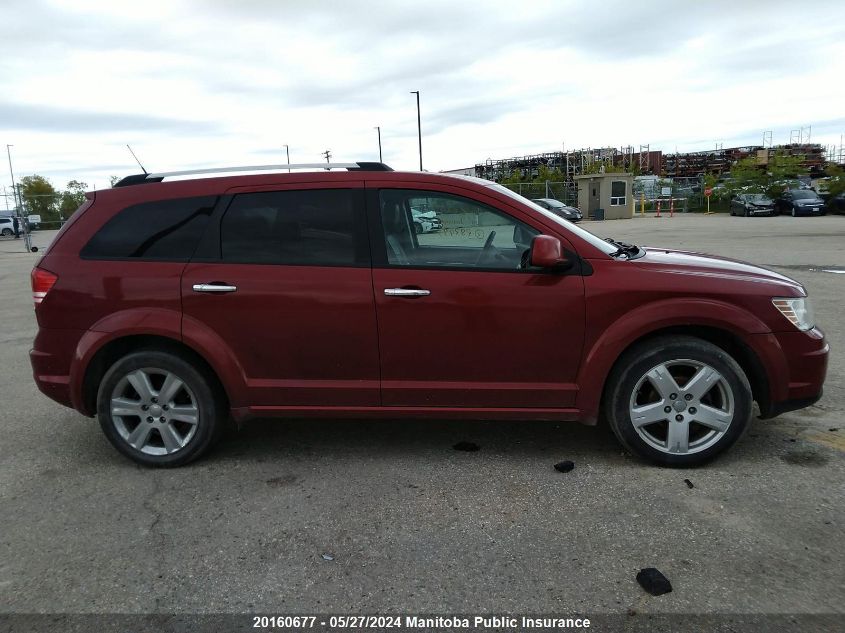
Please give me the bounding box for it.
[500,181,578,206]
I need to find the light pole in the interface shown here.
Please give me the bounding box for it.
[283,144,290,171]
[410,91,422,171]
[374,126,382,162]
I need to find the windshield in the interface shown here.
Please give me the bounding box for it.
[791,190,819,200]
[489,183,618,255]
[746,194,771,202]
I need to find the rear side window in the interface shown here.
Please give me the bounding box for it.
[81,196,217,260]
[220,188,367,266]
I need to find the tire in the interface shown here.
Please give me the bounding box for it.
[743,208,748,217]
[413,222,422,235]
[97,350,225,467]
[1,228,11,236]
[603,336,753,467]
[791,207,796,217]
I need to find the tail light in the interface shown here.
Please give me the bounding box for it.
[31,267,58,306]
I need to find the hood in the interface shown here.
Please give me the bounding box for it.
[635,247,804,292]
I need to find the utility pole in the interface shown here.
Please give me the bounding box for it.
[410,91,422,171]
[322,150,332,166]
[374,126,382,162]
[283,144,290,172]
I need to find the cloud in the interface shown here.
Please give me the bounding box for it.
[1,0,844,186]
[0,101,220,134]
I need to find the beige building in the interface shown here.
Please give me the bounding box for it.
[575,172,634,220]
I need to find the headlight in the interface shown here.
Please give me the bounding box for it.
[772,297,815,331]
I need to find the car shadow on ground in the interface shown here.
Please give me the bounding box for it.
[208,417,624,464]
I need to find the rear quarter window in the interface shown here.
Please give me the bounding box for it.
[81,196,217,260]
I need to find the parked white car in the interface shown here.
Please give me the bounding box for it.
[411,206,443,234]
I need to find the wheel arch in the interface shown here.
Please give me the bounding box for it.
[598,325,770,422]
[576,299,775,425]
[80,334,230,417]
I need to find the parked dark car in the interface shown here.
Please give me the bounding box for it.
[531,198,582,222]
[729,194,775,217]
[774,190,826,216]
[30,162,827,468]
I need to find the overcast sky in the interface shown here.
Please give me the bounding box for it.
[1,0,844,194]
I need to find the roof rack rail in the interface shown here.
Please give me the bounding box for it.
[112,161,393,187]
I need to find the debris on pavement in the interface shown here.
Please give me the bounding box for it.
[553,460,575,473]
[453,441,480,452]
[321,553,334,561]
[636,567,673,596]
[683,479,694,489]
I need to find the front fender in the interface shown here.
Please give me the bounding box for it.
[575,298,783,424]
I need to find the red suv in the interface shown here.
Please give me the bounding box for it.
[30,163,828,467]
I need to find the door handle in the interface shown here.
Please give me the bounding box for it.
[384,288,431,297]
[192,283,238,293]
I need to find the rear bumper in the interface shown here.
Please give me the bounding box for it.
[30,328,85,411]
[759,327,829,418]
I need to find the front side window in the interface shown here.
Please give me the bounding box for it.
[81,196,217,260]
[610,181,626,206]
[379,189,538,270]
[220,189,366,266]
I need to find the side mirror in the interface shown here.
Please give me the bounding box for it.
[530,235,570,269]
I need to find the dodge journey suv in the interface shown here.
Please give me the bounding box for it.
[30,162,828,467]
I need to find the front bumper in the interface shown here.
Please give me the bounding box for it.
[759,327,829,418]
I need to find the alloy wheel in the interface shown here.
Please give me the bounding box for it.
[628,359,734,455]
[109,367,199,455]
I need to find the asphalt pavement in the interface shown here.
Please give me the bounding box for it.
[0,216,842,623]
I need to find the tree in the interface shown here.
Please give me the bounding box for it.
[765,151,808,196]
[824,164,845,198]
[109,175,120,187]
[19,175,58,221]
[58,180,88,219]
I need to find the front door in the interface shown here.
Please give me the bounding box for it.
[181,184,380,407]
[589,181,601,214]
[369,185,586,409]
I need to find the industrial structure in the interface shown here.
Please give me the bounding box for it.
[474,142,836,184]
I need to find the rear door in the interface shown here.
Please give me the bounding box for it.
[181,183,380,408]
[368,183,586,409]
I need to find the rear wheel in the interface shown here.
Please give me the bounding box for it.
[413,222,422,235]
[97,350,225,467]
[604,336,753,467]
[1,228,11,236]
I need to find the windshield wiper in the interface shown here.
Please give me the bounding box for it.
[605,237,640,259]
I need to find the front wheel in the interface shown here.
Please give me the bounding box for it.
[1,228,11,236]
[97,350,225,467]
[604,336,753,467]
[791,207,796,217]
